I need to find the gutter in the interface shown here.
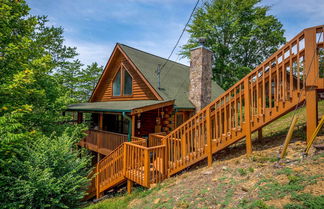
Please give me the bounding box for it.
[122,112,132,142]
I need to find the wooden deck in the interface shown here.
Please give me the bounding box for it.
[84,25,324,200]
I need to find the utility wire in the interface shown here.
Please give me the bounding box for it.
[160,0,201,71]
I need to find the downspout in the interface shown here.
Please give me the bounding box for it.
[122,112,132,142]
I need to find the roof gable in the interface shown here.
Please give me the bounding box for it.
[89,45,162,102]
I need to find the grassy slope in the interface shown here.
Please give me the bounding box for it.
[85,101,324,209]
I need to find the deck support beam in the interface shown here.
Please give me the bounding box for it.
[304,27,319,143]
[127,179,133,194]
[244,79,252,156]
[306,88,318,143]
[258,128,262,141]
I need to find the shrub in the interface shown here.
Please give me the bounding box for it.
[0,128,91,209]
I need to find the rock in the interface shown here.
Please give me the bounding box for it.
[202,170,213,175]
[153,198,160,204]
[241,186,249,192]
[292,166,304,172]
[222,166,228,171]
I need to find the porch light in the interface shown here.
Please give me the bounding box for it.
[137,119,141,129]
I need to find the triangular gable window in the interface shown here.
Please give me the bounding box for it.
[112,65,133,97]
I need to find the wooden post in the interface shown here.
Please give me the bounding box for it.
[181,132,187,160]
[304,27,319,143]
[280,115,298,159]
[144,149,150,187]
[132,115,135,137]
[98,113,103,151]
[244,79,252,155]
[77,112,83,124]
[95,164,100,199]
[206,108,213,166]
[306,89,318,142]
[258,128,262,141]
[162,138,169,177]
[123,144,127,176]
[305,115,324,154]
[127,179,133,194]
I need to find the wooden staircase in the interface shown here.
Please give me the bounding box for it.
[86,25,324,200]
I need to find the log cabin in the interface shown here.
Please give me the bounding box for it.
[66,43,224,157]
[65,26,324,199]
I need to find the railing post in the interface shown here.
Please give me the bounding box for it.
[304,27,319,143]
[162,138,169,177]
[95,164,100,199]
[123,143,127,176]
[206,108,213,167]
[144,148,150,187]
[244,79,252,155]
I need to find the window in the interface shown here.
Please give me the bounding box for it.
[124,70,132,95]
[112,66,133,96]
[113,71,121,96]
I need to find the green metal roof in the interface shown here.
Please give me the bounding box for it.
[119,44,224,108]
[67,100,172,112]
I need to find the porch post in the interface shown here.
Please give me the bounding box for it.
[98,113,103,152]
[77,112,83,124]
[131,115,135,137]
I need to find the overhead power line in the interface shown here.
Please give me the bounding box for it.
[160,0,201,71]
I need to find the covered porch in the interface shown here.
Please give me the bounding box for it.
[66,100,175,156]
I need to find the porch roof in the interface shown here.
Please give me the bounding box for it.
[66,100,174,114]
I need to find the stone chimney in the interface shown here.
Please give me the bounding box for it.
[189,43,213,111]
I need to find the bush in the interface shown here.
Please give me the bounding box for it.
[0,127,91,209]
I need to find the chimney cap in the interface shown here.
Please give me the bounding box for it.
[197,37,207,46]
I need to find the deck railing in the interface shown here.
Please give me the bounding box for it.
[148,132,166,147]
[80,130,128,155]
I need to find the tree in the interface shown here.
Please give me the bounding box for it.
[182,0,286,90]
[78,62,103,102]
[0,1,91,208]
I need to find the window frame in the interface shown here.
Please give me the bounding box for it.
[112,64,134,98]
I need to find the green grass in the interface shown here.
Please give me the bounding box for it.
[85,186,162,209]
[284,193,324,209]
[257,168,322,201]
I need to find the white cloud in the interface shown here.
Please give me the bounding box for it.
[65,39,114,67]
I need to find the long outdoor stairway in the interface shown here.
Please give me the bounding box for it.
[86,25,324,200]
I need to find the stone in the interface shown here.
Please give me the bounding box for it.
[202,170,213,175]
[189,46,213,111]
[153,198,160,204]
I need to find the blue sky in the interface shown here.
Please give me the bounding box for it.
[26,0,324,66]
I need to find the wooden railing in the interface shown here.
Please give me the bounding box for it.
[96,144,125,195]
[162,25,324,176]
[80,130,128,155]
[124,142,166,187]
[148,132,166,147]
[87,26,323,199]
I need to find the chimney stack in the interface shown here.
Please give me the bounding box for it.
[189,41,213,111]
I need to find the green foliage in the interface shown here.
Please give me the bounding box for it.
[182,0,286,89]
[284,193,324,209]
[237,168,248,176]
[257,171,321,201]
[0,0,92,208]
[0,129,91,209]
[239,199,274,209]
